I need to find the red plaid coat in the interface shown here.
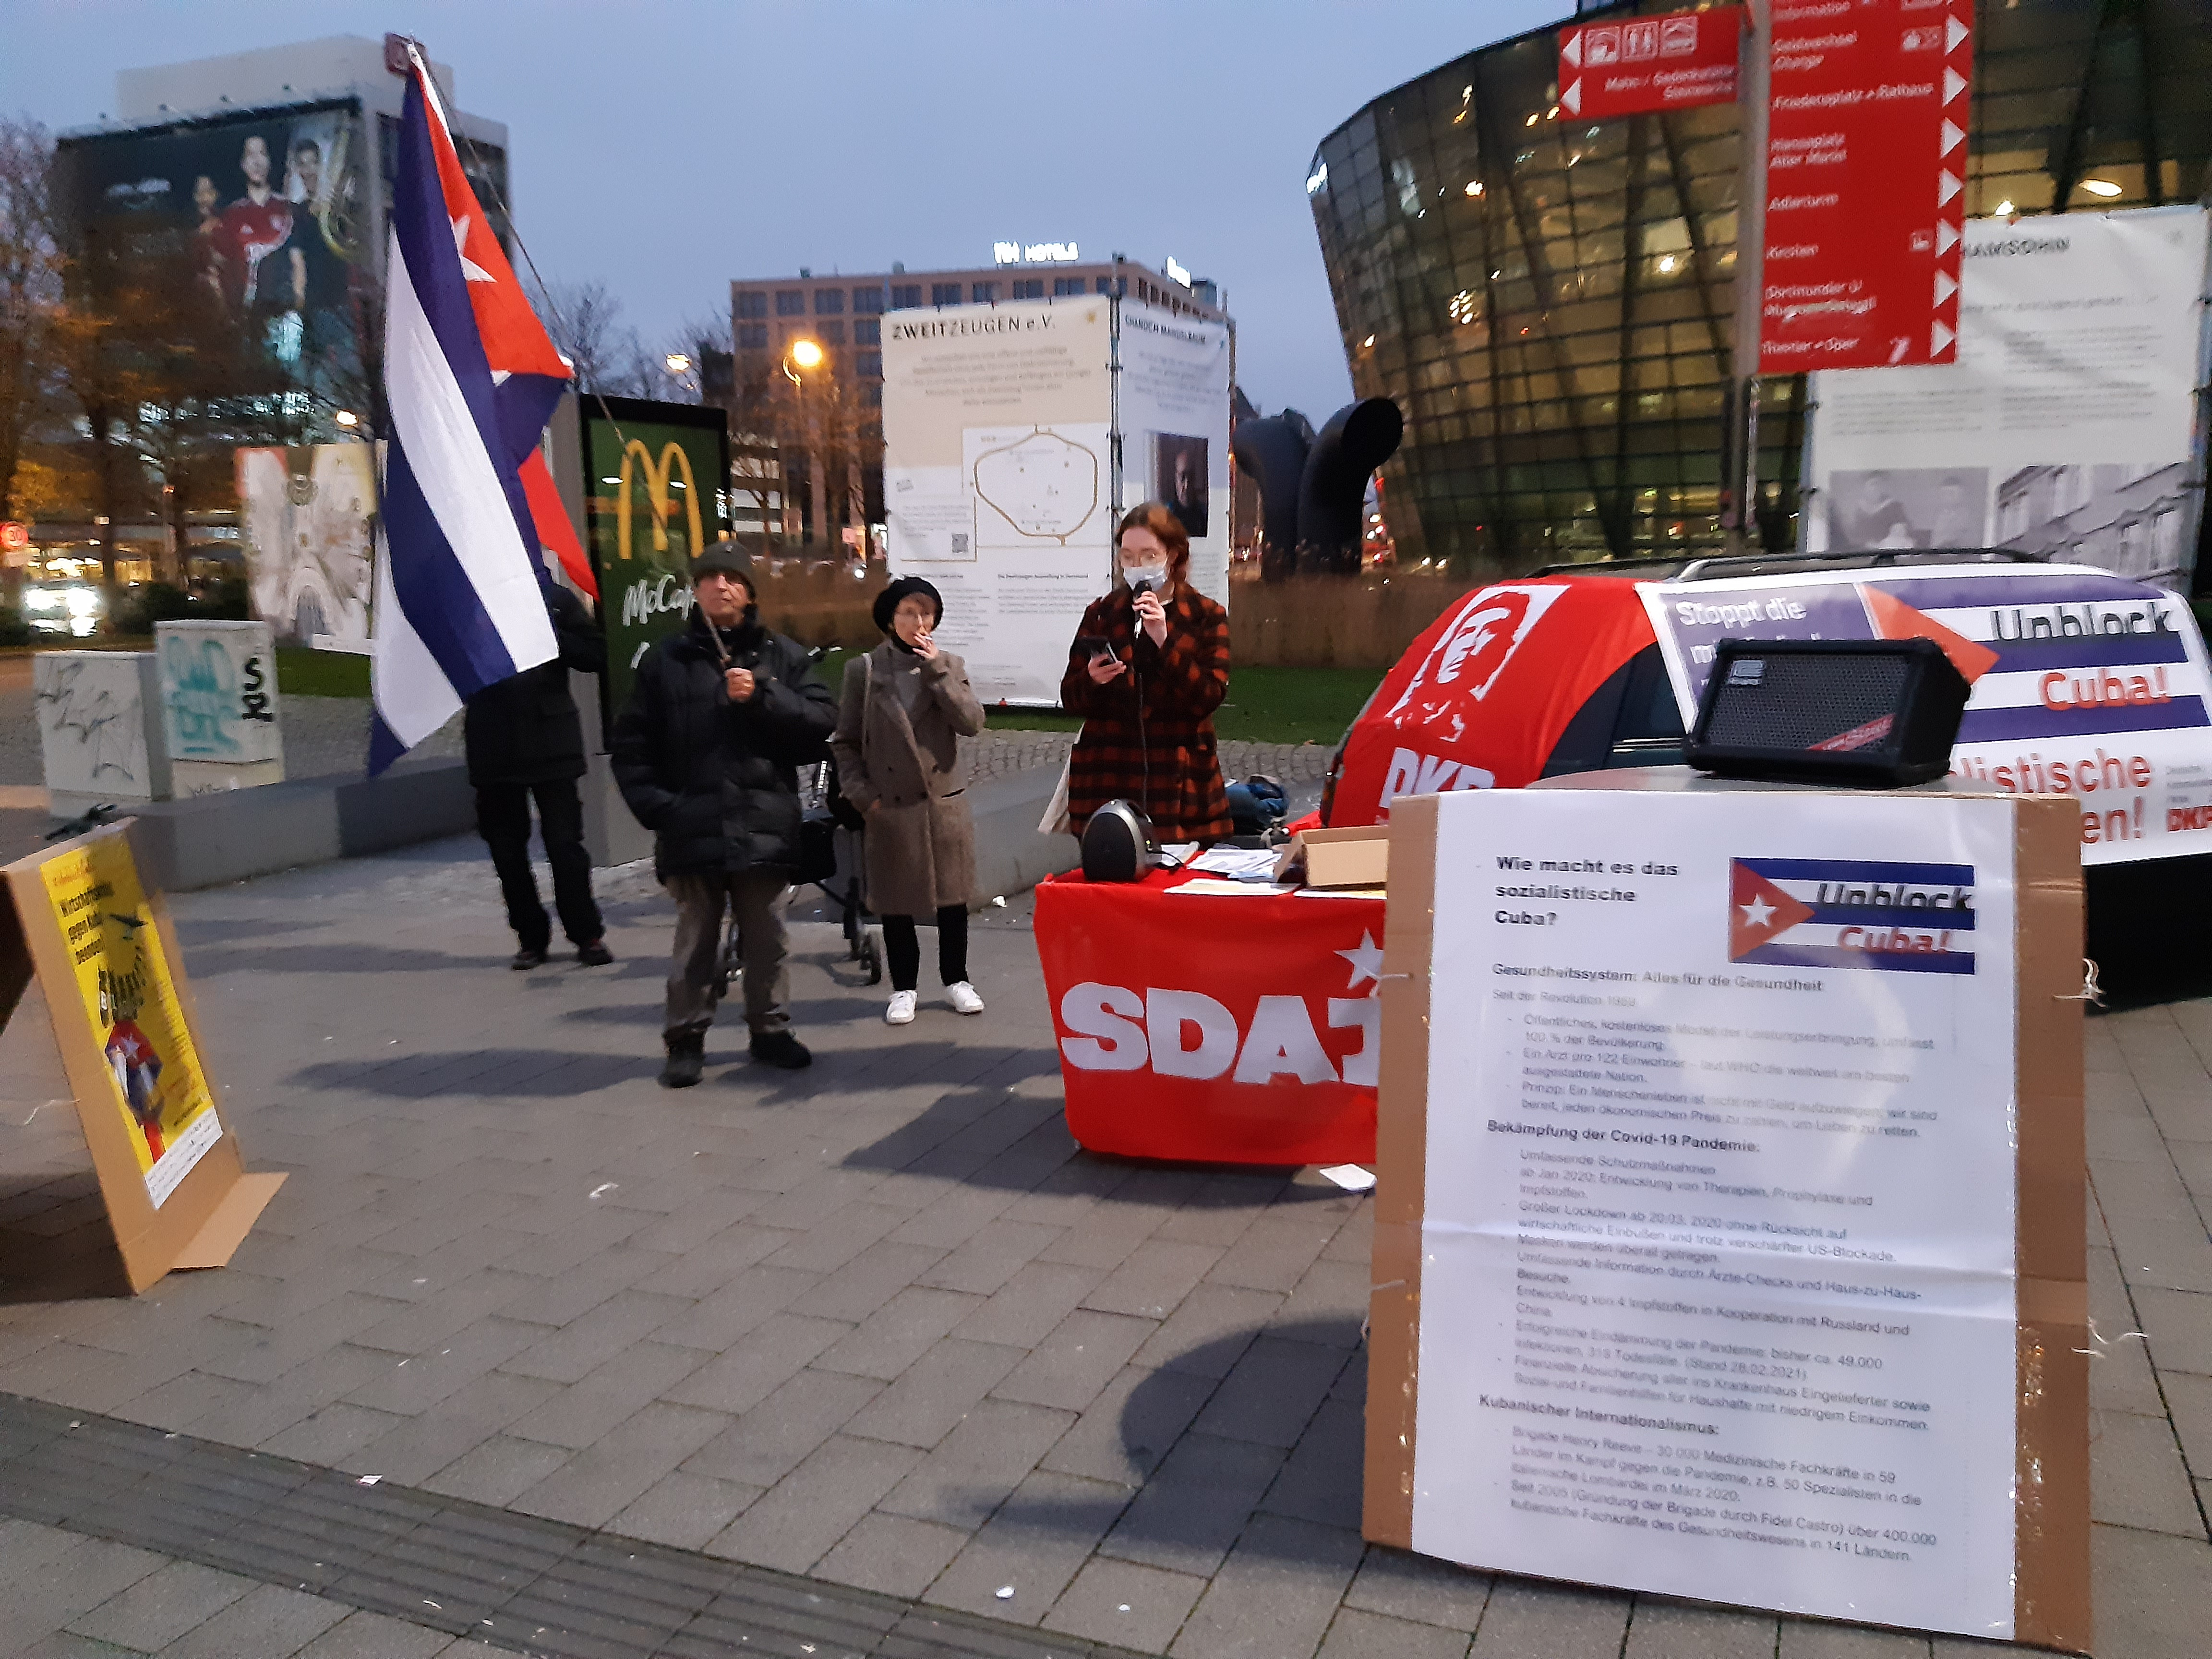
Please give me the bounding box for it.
[1059,586,1232,840]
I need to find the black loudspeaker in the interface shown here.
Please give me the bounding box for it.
[1685,638,1970,788]
[1081,800,1158,882]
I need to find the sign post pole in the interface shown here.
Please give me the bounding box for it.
[1726,0,1769,551]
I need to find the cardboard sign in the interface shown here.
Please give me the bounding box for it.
[1369,780,2086,1649]
[1,824,283,1292]
[1761,0,1972,370]
[1560,6,1742,120]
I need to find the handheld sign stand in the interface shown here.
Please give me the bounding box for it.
[0,822,283,1293]
[1368,779,2088,1650]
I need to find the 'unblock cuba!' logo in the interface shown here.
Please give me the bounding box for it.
[1728,858,1976,975]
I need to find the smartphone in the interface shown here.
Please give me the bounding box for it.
[1076,634,1114,661]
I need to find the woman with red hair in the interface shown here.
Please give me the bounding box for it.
[1059,502,1232,841]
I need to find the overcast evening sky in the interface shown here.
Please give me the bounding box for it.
[3,0,1563,420]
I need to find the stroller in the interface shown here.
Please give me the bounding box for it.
[720,758,882,992]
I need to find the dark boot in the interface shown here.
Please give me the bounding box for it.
[748,1031,812,1070]
[660,1030,706,1088]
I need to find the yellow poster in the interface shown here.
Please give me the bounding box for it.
[40,836,222,1208]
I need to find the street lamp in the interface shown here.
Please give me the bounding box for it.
[334,409,359,429]
[783,337,824,385]
[665,352,692,374]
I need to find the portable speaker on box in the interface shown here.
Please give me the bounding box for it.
[1685,638,1971,788]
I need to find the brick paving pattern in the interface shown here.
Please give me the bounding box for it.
[0,833,2205,1657]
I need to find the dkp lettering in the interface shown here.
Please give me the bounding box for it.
[1379,746,1495,810]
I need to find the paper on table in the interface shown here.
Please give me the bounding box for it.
[1168,878,1298,897]
[1187,846,1282,879]
[1296,886,1387,901]
[1158,842,1201,866]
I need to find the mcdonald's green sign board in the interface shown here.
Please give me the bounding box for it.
[579,397,732,726]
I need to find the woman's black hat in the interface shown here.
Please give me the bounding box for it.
[873,576,944,634]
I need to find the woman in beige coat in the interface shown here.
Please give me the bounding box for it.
[831,577,988,1025]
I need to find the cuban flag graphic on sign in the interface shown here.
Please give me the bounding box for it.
[1729,858,1977,975]
[370,51,595,773]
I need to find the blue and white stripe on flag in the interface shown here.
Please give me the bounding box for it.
[370,58,558,773]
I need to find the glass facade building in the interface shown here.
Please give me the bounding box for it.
[1307,0,2212,574]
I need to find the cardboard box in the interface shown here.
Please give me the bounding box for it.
[1274,825,1389,889]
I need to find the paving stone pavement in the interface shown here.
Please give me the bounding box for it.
[0,835,2206,1657]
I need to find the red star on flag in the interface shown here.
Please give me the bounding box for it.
[1729,864,1815,960]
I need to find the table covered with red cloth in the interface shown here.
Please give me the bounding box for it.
[1033,867,1384,1165]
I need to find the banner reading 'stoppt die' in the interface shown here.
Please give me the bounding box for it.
[1,825,283,1292]
[1641,565,2212,865]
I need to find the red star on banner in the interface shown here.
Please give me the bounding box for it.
[1729,864,1815,961]
[1862,585,2000,683]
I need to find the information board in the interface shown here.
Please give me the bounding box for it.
[1761,0,1971,372]
[1803,205,2211,589]
[883,299,1116,705]
[1367,782,2087,1649]
[1116,302,1233,605]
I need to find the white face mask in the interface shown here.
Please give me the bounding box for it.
[1124,561,1168,591]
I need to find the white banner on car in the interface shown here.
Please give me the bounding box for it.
[1639,564,2212,866]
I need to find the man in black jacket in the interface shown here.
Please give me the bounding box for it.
[464,581,613,971]
[613,542,836,1083]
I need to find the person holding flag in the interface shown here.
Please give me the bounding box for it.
[369,42,595,778]
[371,42,616,966]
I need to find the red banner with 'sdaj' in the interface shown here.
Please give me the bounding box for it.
[1034,872,1383,1166]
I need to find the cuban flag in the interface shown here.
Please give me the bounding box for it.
[370,52,596,773]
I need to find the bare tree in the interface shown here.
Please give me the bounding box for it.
[531,277,658,397]
[59,197,305,593]
[0,114,63,529]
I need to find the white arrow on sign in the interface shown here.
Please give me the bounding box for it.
[1563,29,1582,68]
[1947,14,1970,52]
[1937,169,1962,207]
[1935,270,1958,306]
[1932,320,1956,356]
[1940,118,1965,155]
[1936,219,1961,253]
[1562,78,1583,115]
[1943,66,1968,102]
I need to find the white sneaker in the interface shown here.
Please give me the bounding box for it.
[886,990,917,1025]
[946,981,986,1015]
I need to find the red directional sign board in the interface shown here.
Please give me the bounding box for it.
[1559,6,1742,120]
[1760,0,1973,373]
